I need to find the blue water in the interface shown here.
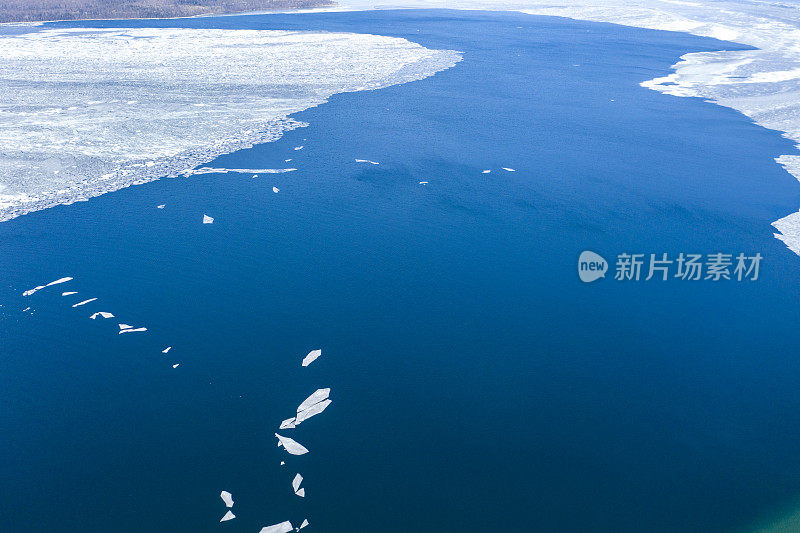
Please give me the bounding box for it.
[2,9,800,533]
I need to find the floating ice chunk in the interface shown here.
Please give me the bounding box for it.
[302,349,322,367]
[253,174,258,178]
[119,324,132,330]
[296,399,331,424]
[220,510,235,522]
[89,311,114,319]
[502,167,516,172]
[62,291,77,296]
[481,170,491,174]
[203,214,214,224]
[295,488,305,498]
[220,491,234,508]
[259,522,293,533]
[355,159,379,165]
[47,277,73,286]
[299,519,309,530]
[273,187,280,193]
[172,363,180,368]
[72,298,97,307]
[294,146,304,151]
[119,327,147,334]
[22,307,31,312]
[162,346,172,354]
[280,418,297,429]
[284,159,292,162]
[419,181,428,185]
[156,204,165,209]
[23,285,45,296]
[24,277,71,296]
[297,388,330,414]
[292,473,303,493]
[280,461,285,466]
[275,434,309,455]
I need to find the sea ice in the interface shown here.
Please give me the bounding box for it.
[482,170,491,174]
[220,511,235,522]
[419,181,428,185]
[119,324,132,330]
[295,399,331,424]
[62,291,77,296]
[23,277,72,296]
[89,312,114,319]
[273,187,280,193]
[275,433,309,455]
[162,346,172,354]
[259,522,293,533]
[47,277,73,286]
[119,327,147,334]
[172,363,180,368]
[355,159,380,165]
[299,519,309,530]
[302,349,322,367]
[295,488,305,498]
[72,298,97,307]
[502,167,516,172]
[157,204,165,209]
[292,473,303,493]
[220,491,234,508]
[294,146,304,151]
[280,418,297,429]
[203,214,214,224]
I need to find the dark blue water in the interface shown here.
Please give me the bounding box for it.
[2,9,800,533]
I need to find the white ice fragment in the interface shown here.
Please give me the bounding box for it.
[502,167,516,172]
[172,363,180,368]
[119,327,147,334]
[203,214,214,224]
[280,461,285,466]
[220,510,235,522]
[295,488,305,498]
[419,181,428,185]
[259,522,293,533]
[220,491,234,508]
[292,473,303,493]
[295,399,331,424]
[72,298,97,307]
[22,307,31,312]
[156,204,165,209]
[280,418,297,429]
[275,434,309,455]
[47,277,73,286]
[253,174,258,178]
[284,159,292,162]
[481,170,491,174]
[301,349,322,367]
[273,187,280,193]
[162,346,172,354]
[294,146,304,151]
[297,388,330,414]
[62,291,77,296]
[24,277,72,296]
[299,519,309,530]
[355,159,379,165]
[89,311,114,319]
[119,324,132,330]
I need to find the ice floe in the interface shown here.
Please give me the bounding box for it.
[299,519,309,530]
[295,388,331,425]
[119,327,147,334]
[183,167,296,176]
[47,277,73,286]
[355,159,380,165]
[502,167,516,172]
[280,418,297,429]
[172,363,180,368]
[294,146,304,151]
[273,187,280,193]
[481,170,491,174]
[89,311,114,319]
[62,291,77,296]
[162,346,172,354]
[203,214,214,224]
[72,298,97,307]
[23,277,72,296]
[302,349,322,367]
[220,510,235,522]
[275,433,309,455]
[292,473,304,497]
[157,204,165,209]
[419,181,429,185]
[0,28,460,222]
[220,491,234,508]
[259,521,293,533]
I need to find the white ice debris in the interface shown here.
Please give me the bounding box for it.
[259,522,293,533]
[419,181,428,185]
[119,324,132,330]
[481,170,491,174]
[184,167,296,176]
[203,214,214,224]
[62,291,77,296]
[89,311,114,319]
[162,346,172,354]
[284,159,292,162]
[0,28,461,223]
[355,159,380,165]
[72,298,97,307]
[292,473,303,494]
[273,187,280,193]
[295,488,305,498]
[302,349,322,367]
[294,388,331,425]
[172,363,180,368]
[156,204,165,209]
[502,167,516,172]
[119,327,147,334]
[22,307,31,312]
[23,277,72,296]
[280,418,297,429]
[220,510,235,522]
[280,461,285,466]
[294,146,304,151]
[299,519,309,530]
[275,434,309,455]
[220,491,234,508]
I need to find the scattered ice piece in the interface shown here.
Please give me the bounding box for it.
[119,323,132,330]
[220,510,235,522]
[294,146,304,151]
[502,167,516,172]
[253,174,258,178]
[355,159,379,165]
[292,474,303,493]
[22,307,31,312]
[299,519,309,530]
[297,388,329,414]
[119,327,147,334]
[172,363,180,368]
[47,277,73,287]
[203,214,214,224]
[280,461,285,466]
[89,311,114,319]
[419,181,428,185]
[275,434,309,455]
[481,170,491,174]
[72,298,97,307]
[156,204,165,209]
[23,277,71,296]
[302,349,322,367]
[273,187,280,193]
[280,418,297,429]
[220,491,234,508]
[62,291,77,296]
[284,159,292,162]
[295,488,305,498]
[296,399,331,424]
[162,346,172,354]
[259,522,293,533]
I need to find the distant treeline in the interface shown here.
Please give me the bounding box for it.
[0,0,335,23]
